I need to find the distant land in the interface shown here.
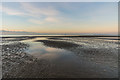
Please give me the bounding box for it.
[1,30,40,35]
[0,30,118,36]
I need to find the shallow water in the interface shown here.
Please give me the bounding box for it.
[2,36,119,78]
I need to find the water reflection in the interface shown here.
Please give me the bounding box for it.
[25,41,73,60]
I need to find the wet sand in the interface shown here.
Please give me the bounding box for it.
[1,36,119,78]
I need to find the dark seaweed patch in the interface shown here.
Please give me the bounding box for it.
[35,40,79,49]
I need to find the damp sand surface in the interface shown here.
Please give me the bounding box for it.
[1,36,119,78]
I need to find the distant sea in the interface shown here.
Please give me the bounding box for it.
[1,33,119,37]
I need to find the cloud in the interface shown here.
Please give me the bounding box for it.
[28,17,59,24]
[1,2,61,24]
[0,5,2,12]
[28,19,43,24]
[2,2,59,17]
[20,2,59,17]
[45,17,58,22]
[2,6,25,16]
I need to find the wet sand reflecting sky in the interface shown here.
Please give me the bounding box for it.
[2,36,118,78]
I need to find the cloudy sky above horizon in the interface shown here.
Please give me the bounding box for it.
[0,2,118,34]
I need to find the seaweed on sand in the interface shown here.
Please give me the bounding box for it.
[35,40,80,49]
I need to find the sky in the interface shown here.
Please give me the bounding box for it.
[0,2,118,34]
